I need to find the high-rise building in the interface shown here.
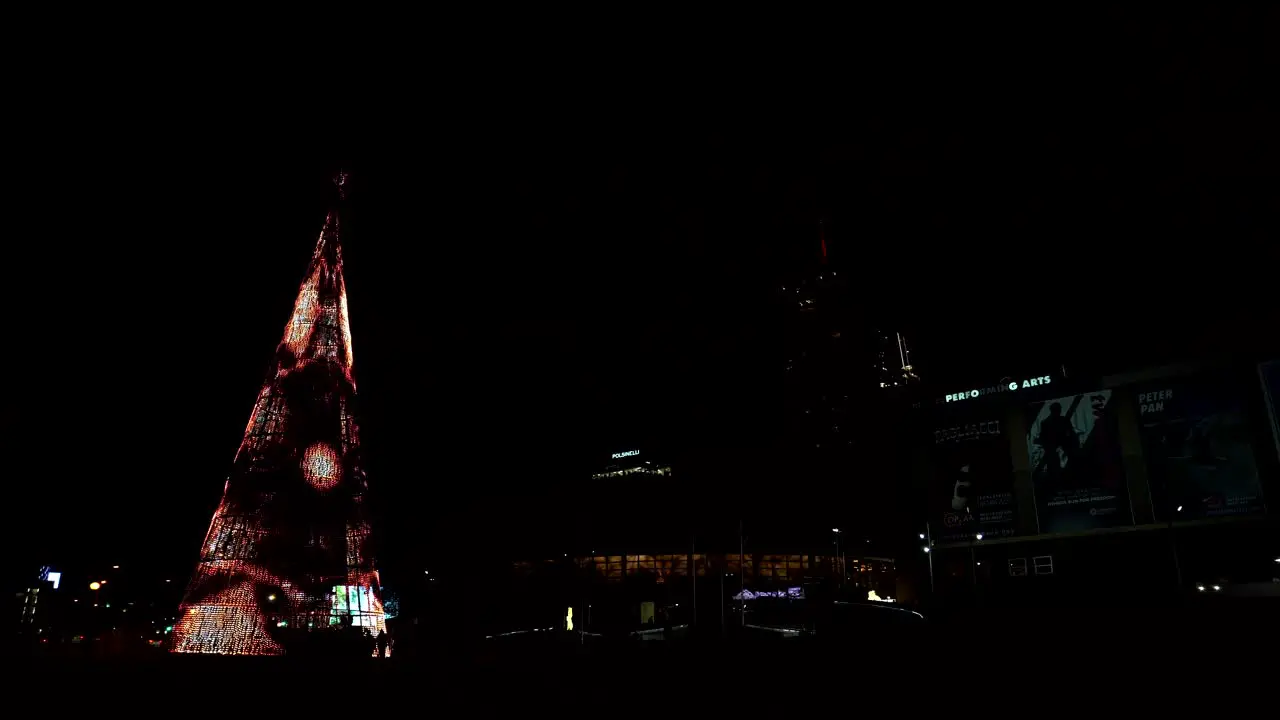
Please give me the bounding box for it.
[877,329,920,388]
[780,221,919,452]
[171,175,386,655]
[780,259,855,451]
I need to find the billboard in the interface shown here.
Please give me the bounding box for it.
[1261,361,1280,463]
[1136,375,1265,520]
[331,585,382,627]
[931,419,1016,542]
[1026,389,1131,533]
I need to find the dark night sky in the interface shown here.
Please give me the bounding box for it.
[4,9,1277,584]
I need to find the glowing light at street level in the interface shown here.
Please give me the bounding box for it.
[565,607,573,631]
[735,587,804,600]
[1212,585,1220,591]
[1176,505,1183,512]
[1196,585,1205,591]
[975,533,984,540]
[922,547,930,553]
[89,582,101,591]
[302,443,340,491]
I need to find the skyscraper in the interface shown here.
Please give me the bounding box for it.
[780,221,920,453]
[877,329,920,388]
[171,175,385,655]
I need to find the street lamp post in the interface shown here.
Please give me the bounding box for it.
[922,524,934,595]
[739,519,745,628]
[832,528,844,585]
[970,532,984,599]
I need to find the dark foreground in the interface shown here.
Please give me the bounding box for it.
[15,602,1275,711]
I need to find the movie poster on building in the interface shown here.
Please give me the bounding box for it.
[1026,390,1131,533]
[1261,361,1280,464]
[1136,376,1265,520]
[931,419,1016,542]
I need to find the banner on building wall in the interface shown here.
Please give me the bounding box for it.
[1261,361,1280,464]
[1026,389,1131,533]
[931,419,1017,542]
[1136,375,1265,520]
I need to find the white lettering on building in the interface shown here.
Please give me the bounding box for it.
[1138,389,1172,414]
[944,375,1053,403]
[611,449,640,459]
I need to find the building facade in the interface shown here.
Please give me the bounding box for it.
[907,360,1278,610]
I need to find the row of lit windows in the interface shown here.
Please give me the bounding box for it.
[561,554,895,581]
[590,466,672,480]
[575,555,707,577]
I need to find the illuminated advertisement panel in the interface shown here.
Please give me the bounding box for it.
[930,418,1016,542]
[1026,389,1132,533]
[1135,373,1265,520]
[1262,361,1280,465]
[331,584,383,627]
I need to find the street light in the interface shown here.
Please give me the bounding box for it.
[1176,505,1183,512]
[832,528,845,584]
[921,523,935,594]
[89,582,101,591]
[975,533,984,541]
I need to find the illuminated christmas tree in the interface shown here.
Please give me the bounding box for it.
[172,174,385,655]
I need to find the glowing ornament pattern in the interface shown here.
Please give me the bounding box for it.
[172,195,385,656]
[303,443,340,491]
[285,267,322,358]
